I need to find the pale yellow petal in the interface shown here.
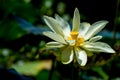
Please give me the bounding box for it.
[84,20,108,40]
[83,42,115,53]
[46,42,65,48]
[55,14,70,37]
[61,47,74,64]
[43,31,66,44]
[44,16,64,36]
[89,36,102,42]
[78,22,90,37]
[72,8,80,32]
[75,49,87,66]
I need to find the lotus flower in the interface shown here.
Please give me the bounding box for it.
[43,8,115,66]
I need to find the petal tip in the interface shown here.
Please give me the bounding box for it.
[43,16,53,21]
[62,62,70,64]
[75,8,79,12]
[80,64,86,66]
[100,20,109,25]
[42,31,48,35]
[109,49,116,53]
[43,15,48,19]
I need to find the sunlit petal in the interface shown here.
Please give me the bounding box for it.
[55,14,70,37]
[89,36,102,42]
[72,8,80,32]
[44,16,64,36]
[61,47,74,64]
[78,22,90,37]
[84,20,108,40]
[43,31,66,44]
[75,49,87,66]
[83,42,115,53]
[46,42,65,48]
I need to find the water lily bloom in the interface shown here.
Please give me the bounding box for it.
[43,8,115,66]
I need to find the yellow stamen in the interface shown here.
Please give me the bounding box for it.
[68,36,72,40]
[75,38,84,46]
[70,31,78,40]
[67,31,84,46]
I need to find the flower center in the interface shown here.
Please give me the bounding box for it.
[68,31,84,46]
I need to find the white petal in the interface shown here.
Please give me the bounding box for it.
[61,47,74,64]
[66,40,75,46]
[44,16,64,36]
[83,42,115,53]
[89,36,102,42]
[75,49,87,66]
[72,8,80,32]
[78,22,90,37]
[84,20,108,40]
[43,31,66,44]
[46,42,65,48]
[55,14,70,37]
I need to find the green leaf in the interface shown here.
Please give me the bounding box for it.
[12,60,52,75]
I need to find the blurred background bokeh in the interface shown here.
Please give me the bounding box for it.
[0,0,120,80]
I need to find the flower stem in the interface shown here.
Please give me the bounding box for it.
[48,56,55,80]
[71,47,76,80]
[71,61,74,80]
[113,0,119,40]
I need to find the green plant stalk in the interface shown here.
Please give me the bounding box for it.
[113,0,120,40]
